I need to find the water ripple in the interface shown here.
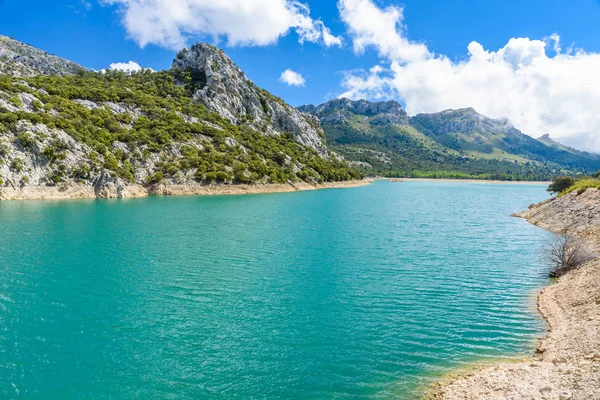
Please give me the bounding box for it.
[0,181,552,399]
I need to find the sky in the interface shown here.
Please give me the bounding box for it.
[1,0,600,152]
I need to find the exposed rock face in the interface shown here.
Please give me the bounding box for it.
[171,43,329,157]
[299,98,409,126]
[0,35,85,77]
[0,120,146,199]
[436,190,600,400]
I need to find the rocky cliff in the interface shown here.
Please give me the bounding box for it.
[172,44,329,157]
[0,35,85,77]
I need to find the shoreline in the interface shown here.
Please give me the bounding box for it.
[378,177,551,185]
[0,179,374,202]
[432,188,600,399]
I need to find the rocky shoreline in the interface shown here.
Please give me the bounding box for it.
[432,188,600,400]
[0,179,373,201]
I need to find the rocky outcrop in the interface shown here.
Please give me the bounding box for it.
[0,35,85,77]
[517,189,600,241]
[411,107,515,137]
[435,190,600,400]
[171,43,329,157]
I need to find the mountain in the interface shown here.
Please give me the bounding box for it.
[0,39,359,199]
[0,35,85,77]
[300,99,600,180]
[410,108,600,171]
[172,44,328,157]
[537,133,596,159]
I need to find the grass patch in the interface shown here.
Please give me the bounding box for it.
[560,178,600,196]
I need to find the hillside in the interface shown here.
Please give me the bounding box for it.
[0,39,359,199]
[0,35,85,77]
[300,99,600,180]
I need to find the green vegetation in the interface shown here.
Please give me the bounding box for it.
[560,178,600,196]
[323,118,558,181]
[0,70,359,185]
[10,157,24,172]
[304,101,600,182]
[548,175,600,196]
[547,176,577,195]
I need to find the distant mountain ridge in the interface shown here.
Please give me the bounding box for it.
[300,99,600,180]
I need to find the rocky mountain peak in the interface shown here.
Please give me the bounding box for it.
[171,43,329,157]
[299,98,409,126]
[412,107,516,137]
[0,35,85,77]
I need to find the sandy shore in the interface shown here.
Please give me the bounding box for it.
[432,189,600,400]
[0,179,373,201]
[382,177,551,185]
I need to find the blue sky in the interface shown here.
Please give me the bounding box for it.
[2,0,600,150]
[1,0,598,106]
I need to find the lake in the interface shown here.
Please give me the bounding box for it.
[0,180,553,399]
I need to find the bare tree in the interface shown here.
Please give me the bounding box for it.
[547,234,595,278]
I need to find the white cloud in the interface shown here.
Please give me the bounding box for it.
[108,61,145,72]
[102,0,343,50]
[81,0,92,11]
[280,69,306,86]
[338,0,600,152]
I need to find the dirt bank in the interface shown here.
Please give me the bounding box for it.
[0,179,373,201]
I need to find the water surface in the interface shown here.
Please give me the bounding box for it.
[0,181,552,398]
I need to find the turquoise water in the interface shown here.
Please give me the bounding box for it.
[0,181,552,399]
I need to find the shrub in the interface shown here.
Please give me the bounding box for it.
[0,143,9,157]
[145,172,163,185]
[42,144,67,164]
[204,171,217,183]
[16,132,36,150]
[547,176,576,195]
[215,171,231,182]
[31,100,43,111]
[10,157,24,172]
[547,234,596,278]
[8,95,23,108]
[47,173,62,184]
[103,153,119,171]
[72,164,91,180]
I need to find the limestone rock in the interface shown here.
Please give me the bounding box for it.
[0,35,85,77]
[171,43,329,157]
